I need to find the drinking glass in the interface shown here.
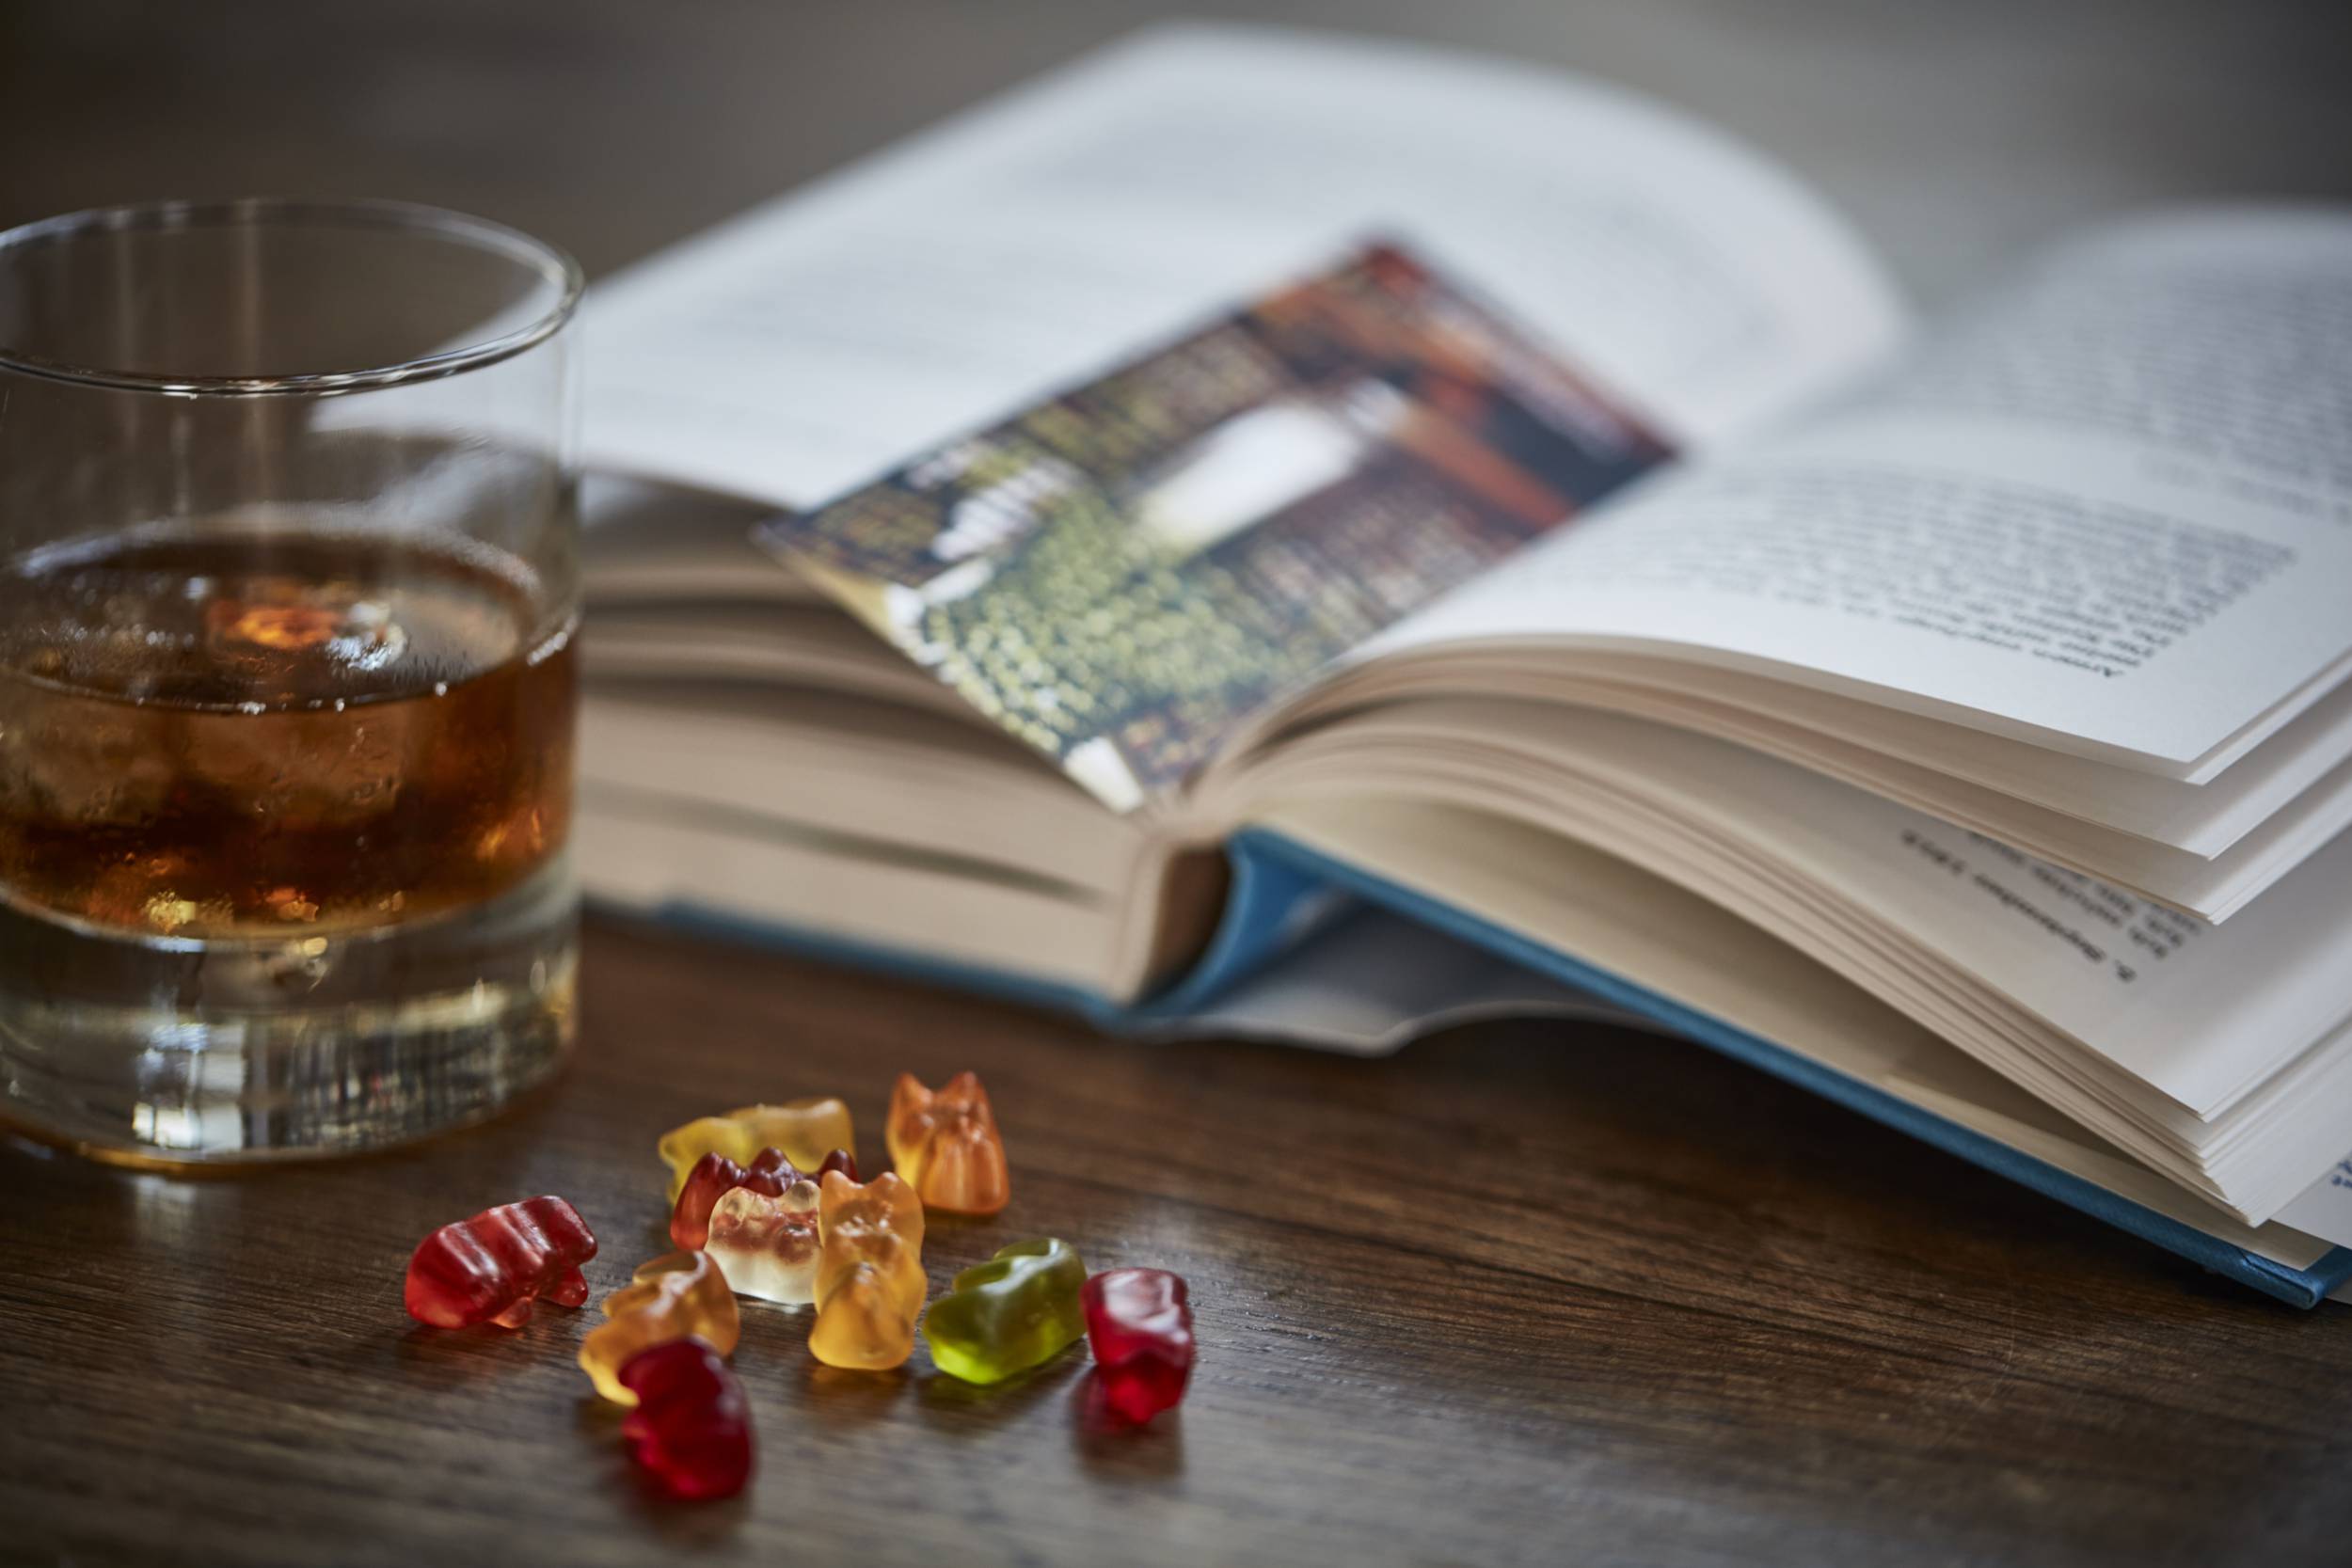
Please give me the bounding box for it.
[0,198,582,1163]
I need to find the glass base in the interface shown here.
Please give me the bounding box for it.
[0,855,577,1164]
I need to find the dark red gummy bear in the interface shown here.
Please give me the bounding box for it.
[405,1196,597,1329]
[670,1148,860,1249]
[618,1337,755,1501]
[1082,1268,1194,1425]
[670,1148,794,1250]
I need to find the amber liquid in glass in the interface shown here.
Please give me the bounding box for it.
[0,531,574,937]
[0,527,578,1160]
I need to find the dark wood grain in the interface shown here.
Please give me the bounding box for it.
[6,917,2352,1567]
[6,3,2352,1564]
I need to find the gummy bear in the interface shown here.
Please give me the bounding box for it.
[885,1071,1010,1215]
[671,1147,856,1251]
[807,1169,926,1370]
[658,1098,856,1201]
[706,1179,823,1304]
[1082,1269,1195,1424]
[404,1196,597,1329]
[580,1251,742,1404]
[617,1337,754,1502]
[923,1237,1088,1385]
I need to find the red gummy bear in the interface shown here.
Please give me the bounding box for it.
[405,1196,598,1329]
[617,1337,755,1501]
[670,1148,859,1250]
[1082,1268,1195,1425]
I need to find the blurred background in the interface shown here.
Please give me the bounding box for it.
[3,0,2348,308]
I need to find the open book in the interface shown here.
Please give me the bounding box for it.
[572,25,2352,1303]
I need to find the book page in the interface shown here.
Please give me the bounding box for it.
[1369,209,2352,774]
[2276,1159,2352,1250]
[580,23,1904,509]
[1232,697,2352,1125]
[1253,797,2340,1272]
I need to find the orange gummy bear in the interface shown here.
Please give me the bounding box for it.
[884,1071,1010,1215]
[808,1170,926,1370]
[580,1251,742,1404]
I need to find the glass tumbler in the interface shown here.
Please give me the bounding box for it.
[0,199,582,1163]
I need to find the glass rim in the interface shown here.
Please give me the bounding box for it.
[0,197,584,397]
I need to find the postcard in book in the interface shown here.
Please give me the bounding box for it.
[759,242,1674,810]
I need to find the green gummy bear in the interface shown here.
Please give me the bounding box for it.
[922,1237,1089,1385]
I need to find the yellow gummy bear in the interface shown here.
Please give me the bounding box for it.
[806,1262,914,1371]
[578,1250,741,1404]
[657,1097,856,1201]
[808,1170,926,1370]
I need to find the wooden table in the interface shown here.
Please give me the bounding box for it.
[8,919,2352,1566]
[6,5,2352,1565]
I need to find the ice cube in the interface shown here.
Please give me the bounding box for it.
[185,710,409,827]
[5,707,176,826]
[206,591,406,673]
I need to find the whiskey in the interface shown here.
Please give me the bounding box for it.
[0,192,585,1161]
[0,529,575,940]
[0,523,581,1162]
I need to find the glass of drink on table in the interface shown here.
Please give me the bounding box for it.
[0,199,583,1162]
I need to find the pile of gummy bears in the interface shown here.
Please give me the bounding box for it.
[402,1070,1196,1500]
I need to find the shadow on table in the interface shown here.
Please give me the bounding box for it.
[914,1350,1089,1432]
[381,1321,573,1389]
[1068,1370,1184,1479]
[800,1361,912,1427]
